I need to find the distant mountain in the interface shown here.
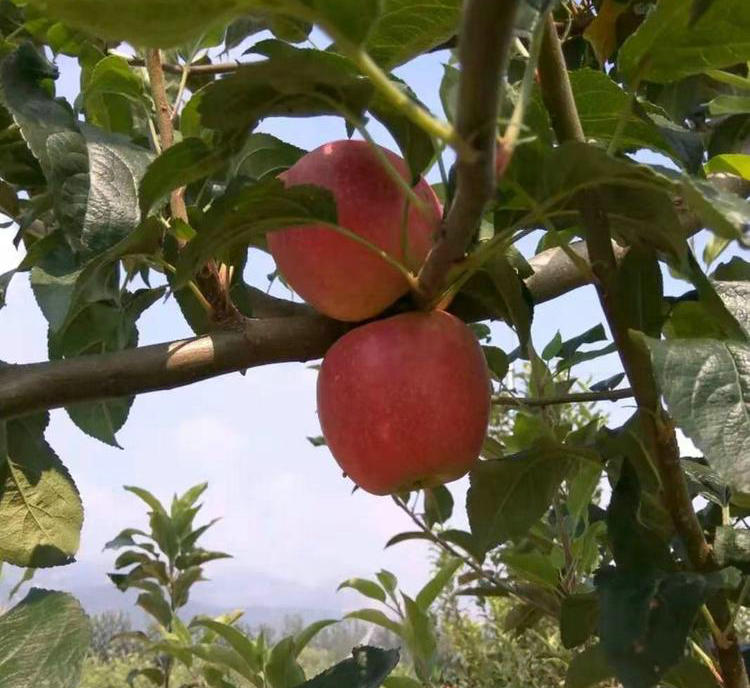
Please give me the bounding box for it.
[0,559,352,631]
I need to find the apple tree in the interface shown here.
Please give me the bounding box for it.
[0,0,750,686]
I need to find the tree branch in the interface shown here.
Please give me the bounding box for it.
[128,56,240,75]
[492,388,633,407]
[144,49,241,326]
[415,0,521,303]
[0,242,611,420]
[537,13,749,688]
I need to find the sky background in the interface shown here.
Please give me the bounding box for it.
[0,31,728,623]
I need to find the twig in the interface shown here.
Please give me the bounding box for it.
[492,388,633,407]
[415,0,521,305]
[144,49,240,326]
[536,12,749,688]
[128,56,240,75]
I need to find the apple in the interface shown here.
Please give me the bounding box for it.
[268,140,442,322]
[317,310,491,495]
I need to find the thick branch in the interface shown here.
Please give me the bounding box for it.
[0,243,607,420]
[537,13,749,688]
[416,0,520,303]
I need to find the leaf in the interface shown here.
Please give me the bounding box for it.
[190,618,262,673]
[376,570,398,595]
[265,636,305,688]
[560,592,599,649]
[364,0,461,68]
[583,0,629,64]
[557,324,607,362]
[614,246,664,338]
[401,594,436,679]
[0,44,151,254]
[8,568,36,601]
[27,0,247,47]
[382,678,422,688]
[104,527,151,550]
[705,153,750,180]
[199,43,373,133]
[663,656,722,688]
[415,557,461,611]
[570,69,681,162]
[293,619,338,656]
[595,567,707,688]
[618,0,750,83]
[0,588,91,688]
[137,589,173,628]
[423,484,453,527]
[708,95,750,116]
[482,345,509,380]
[83,54,147,134]
[646,337,750,496]
[345,609,402,636]
[139,138,226,216]
[127,668,165,687]
[0,414,83,567]
[0,270,13,309]
[231,133,306,182]
[124,485,167,515]
[337,578,386,603]
[681,176,750,241]
[467,441,584,553]
[299,646,400,688]
[304,0,381,47]
[175,178,337,285]
[565,644,613,688]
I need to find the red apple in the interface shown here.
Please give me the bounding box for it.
[317,310,491,495]
[268,140,442,322]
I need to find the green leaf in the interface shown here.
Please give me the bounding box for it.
[467,442,585,553]
[83,54,147,134]
[423,485,453,527]
[646,337,750,495]
[708,94,750,116]
[293,619,338,657]
[0,588,91,688]
[595,568,707,688]
[0,45,152,254]
[299,646,400,688]
[365,0,461,68]
[175,178,337,285]
[136,589,173,628]
[681,176,750,241]
[139,138,226,216]
[190,617,262,673]
[415,557,461,611]
[265,636,305,688]
[124,485,167,515]
[614,246,664,338]
[482,345,509,381]
[126,668,165,687]
[27,0,247,47]
[560,592,599,649]
[231,133,306,182]
[337,578,386,603]
[104,527,151,550]
[382,678,421,688]
[345,609,402,637]
[198,43,373,133]
[705,153,750,180]
[569,69,681,161]
[375,570,398,594]
[0,414,83,567]
[0,270,13,309]
[185,641,258,683]
[663,657,722,688]
[401,594,436,679]
[565,644,613,688]
[618,0,750,83]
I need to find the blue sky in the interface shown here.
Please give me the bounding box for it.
[0,36,722,618]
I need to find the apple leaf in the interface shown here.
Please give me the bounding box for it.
[565,644,613,688]
[0,588,91,688]
[299,646,400,688]
[618,0,750,83]
[647,337,750,496]
[174,178,337,286]
[0,414,83,568]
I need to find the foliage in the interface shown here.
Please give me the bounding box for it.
[0,0,749,686]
